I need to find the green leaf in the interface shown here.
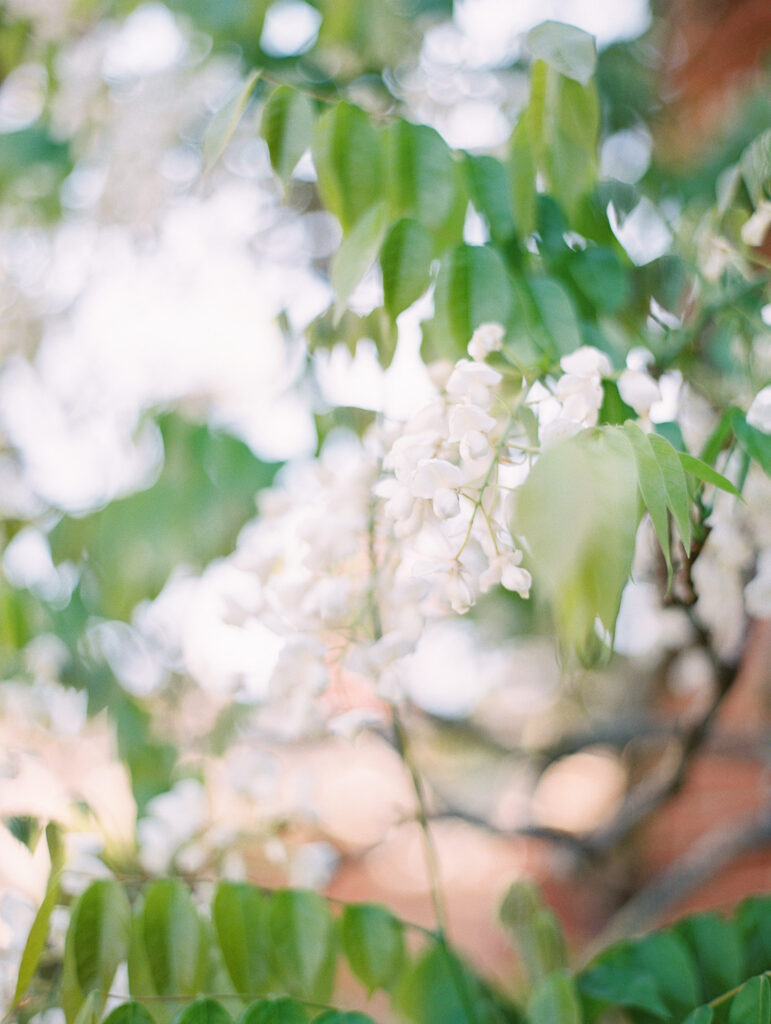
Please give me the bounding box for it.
[633,932,701,1019]
[46,822,66,875]
[466,154,516,243]
[740,128,771,208]
[677,912,744,1003]
[70,880,132,996]
[432,244,512,355]
[515,427,640,661]
[736,896,771,977]
[204,70,260,171]
[103,1002,157,1024]
[729,975,771,1024]
[171,1000,233,1024]
[313,1015,378,1024]
[527,275,582,356]
[72,991,98,1024]
[394,945,492,1024]
[385,120,458,231]
[341,903,405,994]
[509,117,536,237]
[332,201,389,313]
[312,103,384,232]
[261,85,314,184]
[13,870,62,1005]
[649,432,692,552]
[731,408,771,476]
[499,883,565,986]
[130,880,207,1000]
[578,960,669,1019]
[212,883,272,998]
[527,60,599,218]
[268,890,336,1003]
[599,380,636,426]
[381,217,434,319]
[569,246,630,312]
[678,452,742,499]
[49,414,278,622]
[623,421,673,581]
[526,21,597,85]
[527,972,581,1024]
[684,1008,714,1024]
[237,999,310,1024]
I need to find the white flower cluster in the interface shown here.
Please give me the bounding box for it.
[161,329,669,713]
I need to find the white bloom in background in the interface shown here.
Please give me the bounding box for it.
[745,549,771,619]
[270,637,328,697]
[746,386,771,433]
[468,322,504,361]
[618,368,661,417]
[741,200,771,247]
[137,778,207,874]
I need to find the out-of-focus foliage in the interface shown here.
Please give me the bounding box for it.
[1,3,771,1024]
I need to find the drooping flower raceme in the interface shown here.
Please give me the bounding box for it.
[166,329,675,718]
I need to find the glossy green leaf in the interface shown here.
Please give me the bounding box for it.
[237,999,310,1024]
[212,882,271,998]
[171,999,232,1024]
[268,889,336,1003]
[332,201,389,312]
[729,975,771,1024]
[385,120,458,230]
[527,60,599,218]
[526,21,597,85]
[623,421,672,581]
[381,217,434,319]
[261,85,314,183]
[677,912,744,1003]
[679,452,742,499]
[515,427,640,661]
[13,870,62,1005]
[649,432,693,553]
[341,903,405,994]
[527,275,582,356]
[527,972,581,1024]
[103,1002,157,1024]
[432,244,512,355]
[312,103,384,232]
[204,70,260,171]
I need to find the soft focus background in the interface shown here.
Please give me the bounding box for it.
[1,0,770,1018]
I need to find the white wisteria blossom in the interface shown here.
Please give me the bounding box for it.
[746,385,771,434]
